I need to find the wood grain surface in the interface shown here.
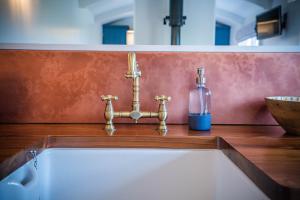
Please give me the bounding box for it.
[0,124,299,200]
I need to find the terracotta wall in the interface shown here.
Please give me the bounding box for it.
[0,50,299,124]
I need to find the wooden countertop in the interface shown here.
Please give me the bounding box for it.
[0,124,299,200]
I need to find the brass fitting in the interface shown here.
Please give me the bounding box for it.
[155,95,171,135]
[101,52,171,136]
[101,95,118,135]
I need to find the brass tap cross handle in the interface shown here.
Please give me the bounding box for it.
[155,95,171,103]
[155,95,171,135]
[101,95,118,135]
[101,95,118,101]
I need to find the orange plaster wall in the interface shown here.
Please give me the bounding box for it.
[0,50,299,124]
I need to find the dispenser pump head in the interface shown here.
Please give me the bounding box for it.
[196,67,206,86]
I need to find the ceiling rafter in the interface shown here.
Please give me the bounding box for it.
[216,8,245,25]
[95,4,133,25]
[243,0,273,9]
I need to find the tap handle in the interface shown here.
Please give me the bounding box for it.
[155,95,171,136]
[101,95,117,135]
[101,95,118,102]
[155,95,171,103]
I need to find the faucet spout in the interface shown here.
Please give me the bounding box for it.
[126,52,141,78]
[126,52,141,113]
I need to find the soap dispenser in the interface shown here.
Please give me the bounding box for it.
[188,67,211,131]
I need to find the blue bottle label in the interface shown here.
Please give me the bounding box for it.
[188,113,211,131]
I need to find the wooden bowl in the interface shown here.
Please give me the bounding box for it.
[265,96,300,135]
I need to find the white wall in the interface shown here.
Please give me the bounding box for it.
[134,0,216,45]
[0,0,99,44]
[182,0,215,45]
[109,17,134,29]
[134,0,170,45]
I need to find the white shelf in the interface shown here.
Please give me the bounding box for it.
[0,43,299,52]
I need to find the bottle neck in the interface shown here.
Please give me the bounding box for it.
[196,75,206,86]
[197,83,206,88]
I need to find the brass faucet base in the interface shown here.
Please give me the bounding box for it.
[105,125,115,136]
[158,121,168,136]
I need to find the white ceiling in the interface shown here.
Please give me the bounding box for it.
[79,0,271,27]
[79,0,134,25]
[215,0,271,25]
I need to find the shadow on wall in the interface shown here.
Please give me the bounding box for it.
[0,73,29,122]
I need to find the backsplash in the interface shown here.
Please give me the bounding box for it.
[0,50,299,124]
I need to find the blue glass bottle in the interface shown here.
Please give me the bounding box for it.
[189,67,211,131]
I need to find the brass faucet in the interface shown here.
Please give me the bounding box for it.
[101,52,171,136]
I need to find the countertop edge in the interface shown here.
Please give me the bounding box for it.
[0,134,299,200]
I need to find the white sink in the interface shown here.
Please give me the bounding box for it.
[0,148,269,200]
